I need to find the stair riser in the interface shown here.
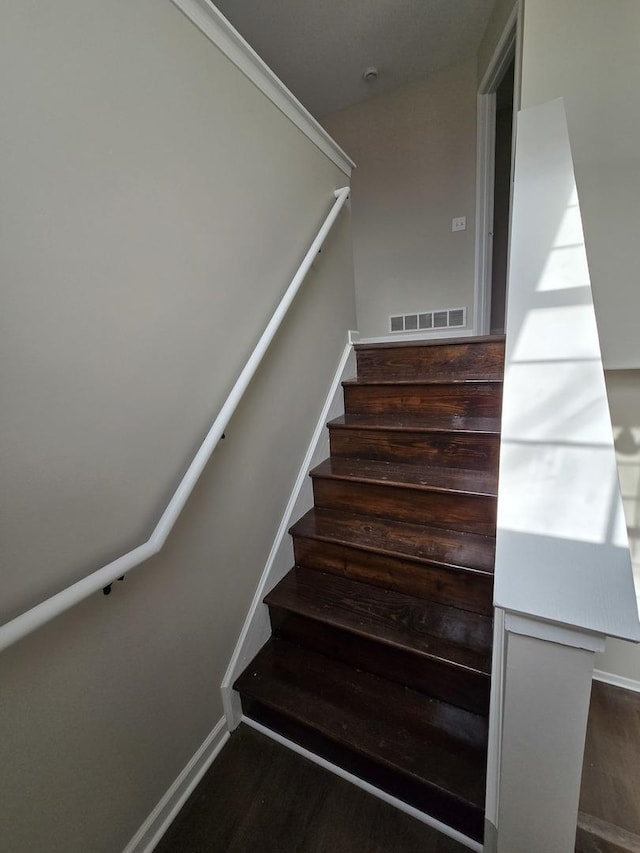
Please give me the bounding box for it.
[312,478,497,535]
[269,607,490,715]
[329,427,500,470]
[355,341,505,382]
[241,699,485,843]
[344,383,502,418]
[293,536,493,615]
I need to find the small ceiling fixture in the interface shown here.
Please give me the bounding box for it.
[363,66,379,83]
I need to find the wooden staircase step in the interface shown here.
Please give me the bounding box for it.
[310,458,498,534]
[355,335,505,382]
[266,566,492,714]
[343,378,502,418]
[291,508,496,573]
[235,637,487,841]
[328,413,500,469]
[290,508,494,614]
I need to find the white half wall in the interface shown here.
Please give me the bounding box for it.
[494,97,639,642]
[322,59,478,338]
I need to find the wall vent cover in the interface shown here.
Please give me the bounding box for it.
[389,307,467,334]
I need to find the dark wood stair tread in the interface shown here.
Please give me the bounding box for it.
[328,413,501,435]
[310,457,498,498]
[291,507,495,574]
[235,638,488,808]
[265,566,492,674]
[343,378,503,387]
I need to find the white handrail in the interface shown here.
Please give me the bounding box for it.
[0,186,351,653]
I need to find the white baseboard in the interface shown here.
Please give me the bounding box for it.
[358,329,475,344]
[242,717,482,852]
[220,333,358,729]
[122,718,229,853]
[593,669,640,694]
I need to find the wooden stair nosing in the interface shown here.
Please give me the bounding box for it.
[309,458,498,499]
[235,639,488,844]
[265,568,492,676]
[289,508,495,577]
[242,699,485,842]
[342,378,503,387]
[234,638,488,792]
[327,413,502,435]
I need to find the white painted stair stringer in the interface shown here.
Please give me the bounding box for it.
[220,332,359,728]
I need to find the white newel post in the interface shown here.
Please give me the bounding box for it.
[496,616,604,853]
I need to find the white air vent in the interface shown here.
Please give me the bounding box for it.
[389,307,467,334]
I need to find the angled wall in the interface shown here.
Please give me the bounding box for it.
[0,1,355,850]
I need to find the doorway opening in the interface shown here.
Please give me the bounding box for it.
[490,59,515,335]
[473,6,520,337]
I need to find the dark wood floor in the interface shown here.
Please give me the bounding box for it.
[155,724,469,853]
[576,681,640,853]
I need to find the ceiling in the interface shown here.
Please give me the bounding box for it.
[213,0,495,117]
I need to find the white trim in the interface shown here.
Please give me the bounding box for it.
[169,0,355,177]
[473,4,519,337]
[478,6,519,95]
[505,612,606,653]
[0,188,350,654]
[122,718,229,853]
[484,607,505,834]
[473,92,496,336]
[358,329,475,345]
[593,669,640,694]
[220,334,357,729]
[242,717,483,852]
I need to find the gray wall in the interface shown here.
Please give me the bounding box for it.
[520,0,640,369]
[0,1,356,850]
[595,370,640,680]
[322,58,478,337]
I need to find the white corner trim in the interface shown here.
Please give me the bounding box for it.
[505,612,606,653]
[220,335,357,729]
[478,4,519,95]
[168,0,355,177]
[473,90,496,337]
[243,717,482,852]
[593,669,640,694]
[122,717,229,853]
[484,607,505,832]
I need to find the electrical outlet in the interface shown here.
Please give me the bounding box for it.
[452,216,466,232]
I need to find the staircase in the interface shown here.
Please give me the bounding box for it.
[235,335,504,843]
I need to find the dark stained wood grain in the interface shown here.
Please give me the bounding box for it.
[293,536,494,614]
[266,567,492,713]
[267,565,493,657]
[577,681,640,852]
[355,338,505,382]
[329,413,501,469]
[343,380,503,418]
[155,725,469,853]
[235,337,504,842]
[235,638,488,841]
[312,477,497,535]
[290,508,496,573]
[310,457,498,496]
